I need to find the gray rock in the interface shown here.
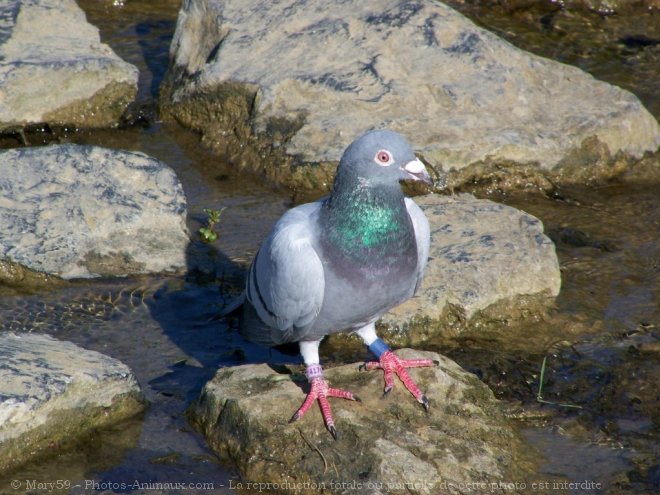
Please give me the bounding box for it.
[376,194,561,344]
[0,0,138,131]
[161,0,660,191]
[0,144,190,279]
[0,332,145,473]
[189,349,537,494]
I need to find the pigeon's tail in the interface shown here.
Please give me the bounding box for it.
[213,291,246,320]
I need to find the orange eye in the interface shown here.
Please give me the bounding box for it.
[374,150,393,166]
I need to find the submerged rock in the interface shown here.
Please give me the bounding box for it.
[161,0,660,191]
[0,145,190,280]
[375,194,561,345]
[0,0,138,132]
[189,349,536,494]
[0,332,145,474]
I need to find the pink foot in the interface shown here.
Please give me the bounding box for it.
[289,377,360,439]
[362,350,436,410]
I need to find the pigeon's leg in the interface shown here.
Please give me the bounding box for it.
[356,323,436,411]
[289,339,360,439]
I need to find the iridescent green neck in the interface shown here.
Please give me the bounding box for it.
[322,183,409,251]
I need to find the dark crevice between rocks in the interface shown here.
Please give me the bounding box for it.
[0,106,155,152]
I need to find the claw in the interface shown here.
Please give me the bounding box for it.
[291,377,358,438]
[420,394,430,412]
[364,350,434,410]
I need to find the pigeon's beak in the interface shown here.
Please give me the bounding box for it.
[402,158,432,185]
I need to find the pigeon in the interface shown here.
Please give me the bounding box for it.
[238,130,435,439]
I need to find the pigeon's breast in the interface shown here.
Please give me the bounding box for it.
[311,217,419,336]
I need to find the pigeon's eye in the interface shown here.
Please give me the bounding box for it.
[374,150,393,166]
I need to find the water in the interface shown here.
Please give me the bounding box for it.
[434,185,659,493]
[1,1,658,494]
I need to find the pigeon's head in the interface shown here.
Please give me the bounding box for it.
[336,130,432,188]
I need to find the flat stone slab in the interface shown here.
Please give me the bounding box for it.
[161,0,660,190]
[0,144,190,280]
[0,0,138,131]
[0,332,145,473]
[376,194,561,343]
[189,349,537,494]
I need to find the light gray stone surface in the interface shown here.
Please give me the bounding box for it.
[0,332,145,473]
[190,349,536,494]
[0,144,190,279]
[162,0,660,190]
[0,0,138,131]
[379,193,560,339]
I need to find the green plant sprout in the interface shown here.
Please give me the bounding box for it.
[199,207,226,243]
[536,356,583,409]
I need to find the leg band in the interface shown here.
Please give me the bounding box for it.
[306,364,324,381]
[368,338,391,359]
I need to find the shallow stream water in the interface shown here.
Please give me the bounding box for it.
[0,1,658,494]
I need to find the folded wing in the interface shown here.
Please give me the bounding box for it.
[405,197,430,294]
[244,203,325,344]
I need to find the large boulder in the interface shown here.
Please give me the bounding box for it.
[0,144,190,280]
[376,194,561,345]
[0,332,145,474]
[189,349,537,494]
[0,0,138,132]
[161,0,660,191]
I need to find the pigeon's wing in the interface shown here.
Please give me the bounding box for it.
[405,197,430,294]
[244,202,324,344]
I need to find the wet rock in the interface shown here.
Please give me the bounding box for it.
[371,194,560,345]
[189,349,536,494]
[0,259,66,292]
[0,332,145,474]
[481,0,660,16]
[161,0,660,191]
[0,144,190,279]
[0,0,138,132]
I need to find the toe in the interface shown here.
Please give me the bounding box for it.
[420,394,430,411]
[361,360,381,372]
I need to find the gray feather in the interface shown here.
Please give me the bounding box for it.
[405,197,430,294]
[242,202,325,345]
